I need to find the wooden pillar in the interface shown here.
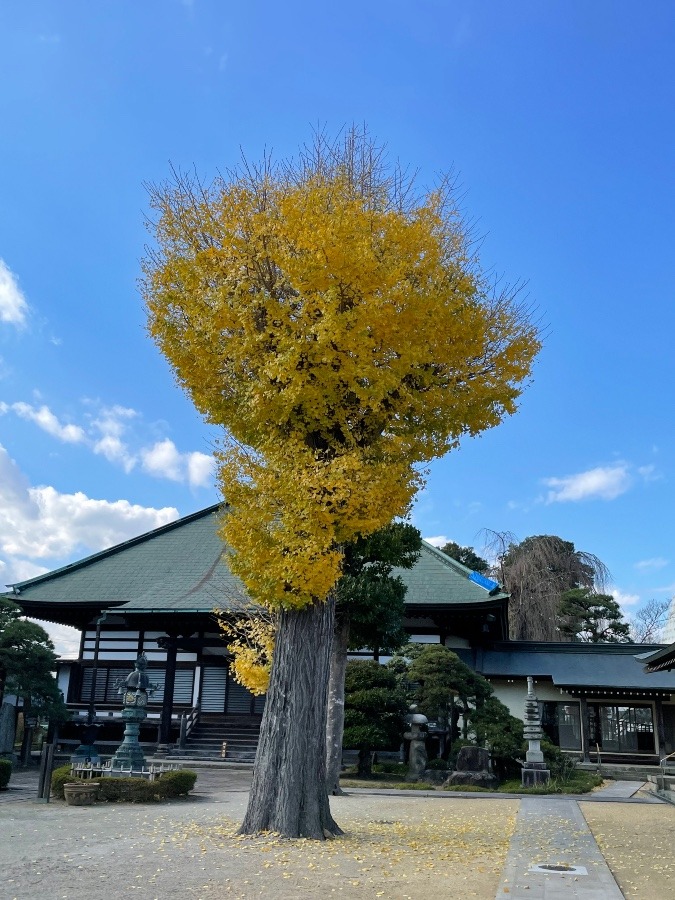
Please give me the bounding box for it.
[655,697,665,759]
[159,638,178,746]
[579,695,590,762]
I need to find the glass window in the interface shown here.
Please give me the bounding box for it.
[589,703,655,754]
[541,701,582,750]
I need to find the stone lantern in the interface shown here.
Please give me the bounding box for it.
[111,654,158,770]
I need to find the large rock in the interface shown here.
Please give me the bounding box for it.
[445,746,497,789]
[455,745,491,772]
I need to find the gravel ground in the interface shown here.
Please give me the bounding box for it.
[581,800,675,900]
[0,774,517,900]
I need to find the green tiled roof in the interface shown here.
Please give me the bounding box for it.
[394,541,508,607]
[4,504,507,616]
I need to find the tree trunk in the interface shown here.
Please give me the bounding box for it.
[325,613,350,795]
[239,594,343,839]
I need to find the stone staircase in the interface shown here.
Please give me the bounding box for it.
[173,714,261,763]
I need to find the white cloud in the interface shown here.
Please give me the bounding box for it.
[142,438,214,488]
[187,451,215,488]
[2,397,214,486]
[0,259,29,327]
[610,587,640,609]
[91,405,137,472]
[423,535,449,548]
[634,557,668,572]
[543,464,630,503]
[141,438,183,481]
[9,401,86,443]
[637,464,661,483]
[0,442,178,586]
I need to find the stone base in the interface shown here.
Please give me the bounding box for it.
[445,770,498,789]
[521,766,551,787]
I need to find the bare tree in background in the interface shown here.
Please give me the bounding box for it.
[481,531,611,641]
[629,598,672,643]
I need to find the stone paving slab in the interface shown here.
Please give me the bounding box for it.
[495,798,623,899]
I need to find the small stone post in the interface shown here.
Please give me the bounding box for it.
[403,706,428,781]
[521,676,550,787]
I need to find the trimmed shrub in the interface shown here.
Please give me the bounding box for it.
[373,761,407,776]
[51,766,197,802]
[51,764,84,799]
[157,769,197,798]
[0,758,12,790]
[425,757,449,771]
[98,777,157,802]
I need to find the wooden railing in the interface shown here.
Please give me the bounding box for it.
[179,706,200,749]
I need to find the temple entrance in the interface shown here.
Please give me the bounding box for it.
[201,665,265,715]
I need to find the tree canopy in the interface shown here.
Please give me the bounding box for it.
[558,588,631,643]
[487,532,610,640]
[143,128,541,839]
[439,541,489,573]
[338,521,421,653]
[0,597,68,721]
[144,130,541,613]
[343,660,407,774]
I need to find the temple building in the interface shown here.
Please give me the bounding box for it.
[3,503,675,763]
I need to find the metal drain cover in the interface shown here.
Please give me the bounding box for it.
[530,864,588,876]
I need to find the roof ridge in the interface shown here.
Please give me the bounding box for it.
[7,502,225,594]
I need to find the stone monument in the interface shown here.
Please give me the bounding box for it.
[404,706,428,781]
[521,676,550,787]
[445,745,497,789]
[110,654,158,770]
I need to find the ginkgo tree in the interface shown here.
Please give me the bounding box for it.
[143,128,541,839]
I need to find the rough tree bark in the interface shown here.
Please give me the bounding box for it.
[325,613,350,795]
[239,594,343,839]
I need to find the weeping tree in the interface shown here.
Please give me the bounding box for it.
[485,532,610,641]
[143,128,541,838]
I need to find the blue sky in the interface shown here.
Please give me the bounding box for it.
[1,1,674,652]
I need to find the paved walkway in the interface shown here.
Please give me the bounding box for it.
[496,797,623,899]
[1,769,670,899]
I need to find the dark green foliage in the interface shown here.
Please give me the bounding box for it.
[541,738,578,781]
[338,523,421,654]
[343,661,407,756]
[472,697,524,779]
[0,757,12,789]
[51,764,197,801]
[373,761,407,776]
[407,644,492,737]
[558,588,631,643]
[425,757,449,771]
[0,597,69,723]
[157,769,197,797]
[51,764,82,799]
[439,542,489,573]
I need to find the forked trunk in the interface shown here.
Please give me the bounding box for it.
[325,613,350,795]
[239,594,343,839]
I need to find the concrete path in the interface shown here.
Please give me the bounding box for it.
[496,798,623,899]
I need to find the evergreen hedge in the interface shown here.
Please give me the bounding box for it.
[0,758,12,790]
[51,764,197,801]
